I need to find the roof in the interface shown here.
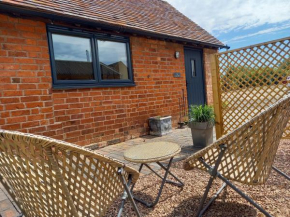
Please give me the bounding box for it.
[0,0,225,48]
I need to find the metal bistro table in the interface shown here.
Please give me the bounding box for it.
[124,141,184,207]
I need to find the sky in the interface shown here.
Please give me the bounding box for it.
[165,0,290,50]
[52,34,92,62]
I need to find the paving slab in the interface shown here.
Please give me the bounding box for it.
[96,127,216,171]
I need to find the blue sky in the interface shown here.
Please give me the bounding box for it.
[165,0,290,51]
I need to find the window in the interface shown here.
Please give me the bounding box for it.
[47,26,134,88]
[190,59,196,77]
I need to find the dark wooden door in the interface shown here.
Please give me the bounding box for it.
[184,48,206,106]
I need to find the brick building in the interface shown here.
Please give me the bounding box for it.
[0,0,227,147]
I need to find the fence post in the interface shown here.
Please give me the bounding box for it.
[210,54,223,139]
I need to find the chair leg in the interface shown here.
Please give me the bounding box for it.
[196,175,215,217]
[218,174,273,217]
[197,143,274,217]
[117,192,127,217]
[197,170,274,217]
[198,183,227,217]
[272,166,290,181]
[196,144,227,217]
[118,169,141,217]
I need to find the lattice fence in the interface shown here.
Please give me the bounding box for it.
[213,37,290,139]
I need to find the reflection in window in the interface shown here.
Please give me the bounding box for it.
[52,34,94,80]
[98,41,129,80]
[191,59,196,77]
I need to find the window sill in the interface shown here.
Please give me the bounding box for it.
[52,82,136,90]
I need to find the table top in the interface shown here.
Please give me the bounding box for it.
[124,142,181,163]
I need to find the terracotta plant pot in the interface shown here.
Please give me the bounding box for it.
[188,121,214,148]
[149,116,172,136]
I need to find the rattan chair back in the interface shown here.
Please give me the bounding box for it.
[0,130,139,217]
[184,95,290,185]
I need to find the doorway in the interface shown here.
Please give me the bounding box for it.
[184,48,206,106]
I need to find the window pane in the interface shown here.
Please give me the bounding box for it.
[98,40,129,80]
[191,59,196,77]
[52,34,94,80]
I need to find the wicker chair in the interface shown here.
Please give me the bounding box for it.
[0,130,141,217]
[184,95,290,217]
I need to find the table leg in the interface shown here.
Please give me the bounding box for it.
[130,163,143,192]
[132,157,183,207]
[152,162,184,187]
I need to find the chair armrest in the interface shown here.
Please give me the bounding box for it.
[122,165,140,184]
[183,137,226,171]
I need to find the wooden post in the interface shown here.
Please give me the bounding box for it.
[210,54,223,139]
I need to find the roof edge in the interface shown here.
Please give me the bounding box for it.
[0,3,229,49]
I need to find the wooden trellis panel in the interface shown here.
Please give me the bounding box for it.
[213,37,290,139]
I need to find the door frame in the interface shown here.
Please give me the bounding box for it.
[183,46,207,105]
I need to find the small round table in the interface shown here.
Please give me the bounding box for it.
[124,141,184,207]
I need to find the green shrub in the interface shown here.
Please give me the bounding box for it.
[189,105,215,123]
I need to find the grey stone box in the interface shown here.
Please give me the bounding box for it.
[149,116,172,136]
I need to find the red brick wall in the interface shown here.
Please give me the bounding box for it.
[0,14,215,146]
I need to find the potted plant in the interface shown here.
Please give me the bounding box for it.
[149,116,172,136]
[188,105,215,148]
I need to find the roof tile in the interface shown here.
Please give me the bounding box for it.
[1,0,224,47]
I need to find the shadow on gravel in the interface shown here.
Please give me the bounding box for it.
[167,195,257,217]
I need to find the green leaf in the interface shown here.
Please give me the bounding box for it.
[188,104,215,124]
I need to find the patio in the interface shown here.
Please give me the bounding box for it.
[0,127,289,217]
[96,128,207,175]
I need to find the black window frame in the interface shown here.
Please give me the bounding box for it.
[47,25,135,89]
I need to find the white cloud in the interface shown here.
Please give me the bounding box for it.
[224,23,290,43]
[164,0,290,34]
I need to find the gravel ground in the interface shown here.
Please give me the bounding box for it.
[105,140,290,217]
